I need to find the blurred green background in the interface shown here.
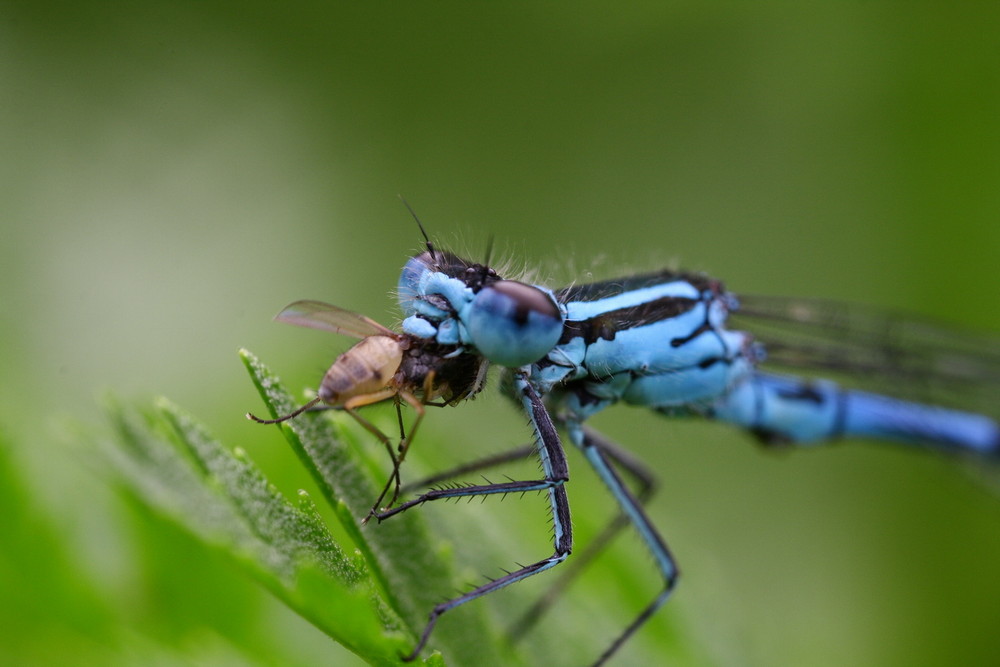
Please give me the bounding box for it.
[3,3,999,666]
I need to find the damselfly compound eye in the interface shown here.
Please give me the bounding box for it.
[464,280,563,367]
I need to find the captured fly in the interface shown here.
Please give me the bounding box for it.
[247,299,488,518]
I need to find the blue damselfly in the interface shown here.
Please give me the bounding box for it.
[251,225,999,665]
[383,236,1000,665]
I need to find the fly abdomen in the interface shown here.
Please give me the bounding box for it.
[319,335,404,405]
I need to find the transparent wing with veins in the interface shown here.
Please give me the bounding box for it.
[274,299,396,338]
[732,294,1000,419]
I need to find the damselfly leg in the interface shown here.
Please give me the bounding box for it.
[511,426,659,643]
[397,427,660,646]
[373,374,574,662]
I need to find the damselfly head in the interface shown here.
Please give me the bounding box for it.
[398,249,502,313]
[398,247,565,368]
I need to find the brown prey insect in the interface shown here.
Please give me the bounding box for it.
[247,299,489,520]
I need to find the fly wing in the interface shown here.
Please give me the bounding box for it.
[731,294,1000,418]
[274,300,395,338]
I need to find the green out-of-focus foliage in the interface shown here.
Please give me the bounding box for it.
[91,353,504,665]
[3,2,1000,666]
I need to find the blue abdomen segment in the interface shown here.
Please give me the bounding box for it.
[710,372,1000,456]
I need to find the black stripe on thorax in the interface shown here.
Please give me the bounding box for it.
[558,269,716,303]
[560,295,700,345]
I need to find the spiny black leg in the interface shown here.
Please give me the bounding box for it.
[399,444,536,497]
[384,372,574,662]
[508,426,658,641]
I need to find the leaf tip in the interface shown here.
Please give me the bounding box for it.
[153,395,176,413]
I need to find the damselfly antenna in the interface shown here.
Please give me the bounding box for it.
[398,194,437,262]
[483,233,496,268]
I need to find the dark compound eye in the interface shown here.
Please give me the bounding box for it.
[465,280,564,367]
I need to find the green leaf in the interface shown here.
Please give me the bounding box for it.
[97,351,508,667]
[0,430,119,664]
[97,398,410,664]
[239,349,503,665]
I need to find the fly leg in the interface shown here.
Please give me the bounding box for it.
[338,387,410,523]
